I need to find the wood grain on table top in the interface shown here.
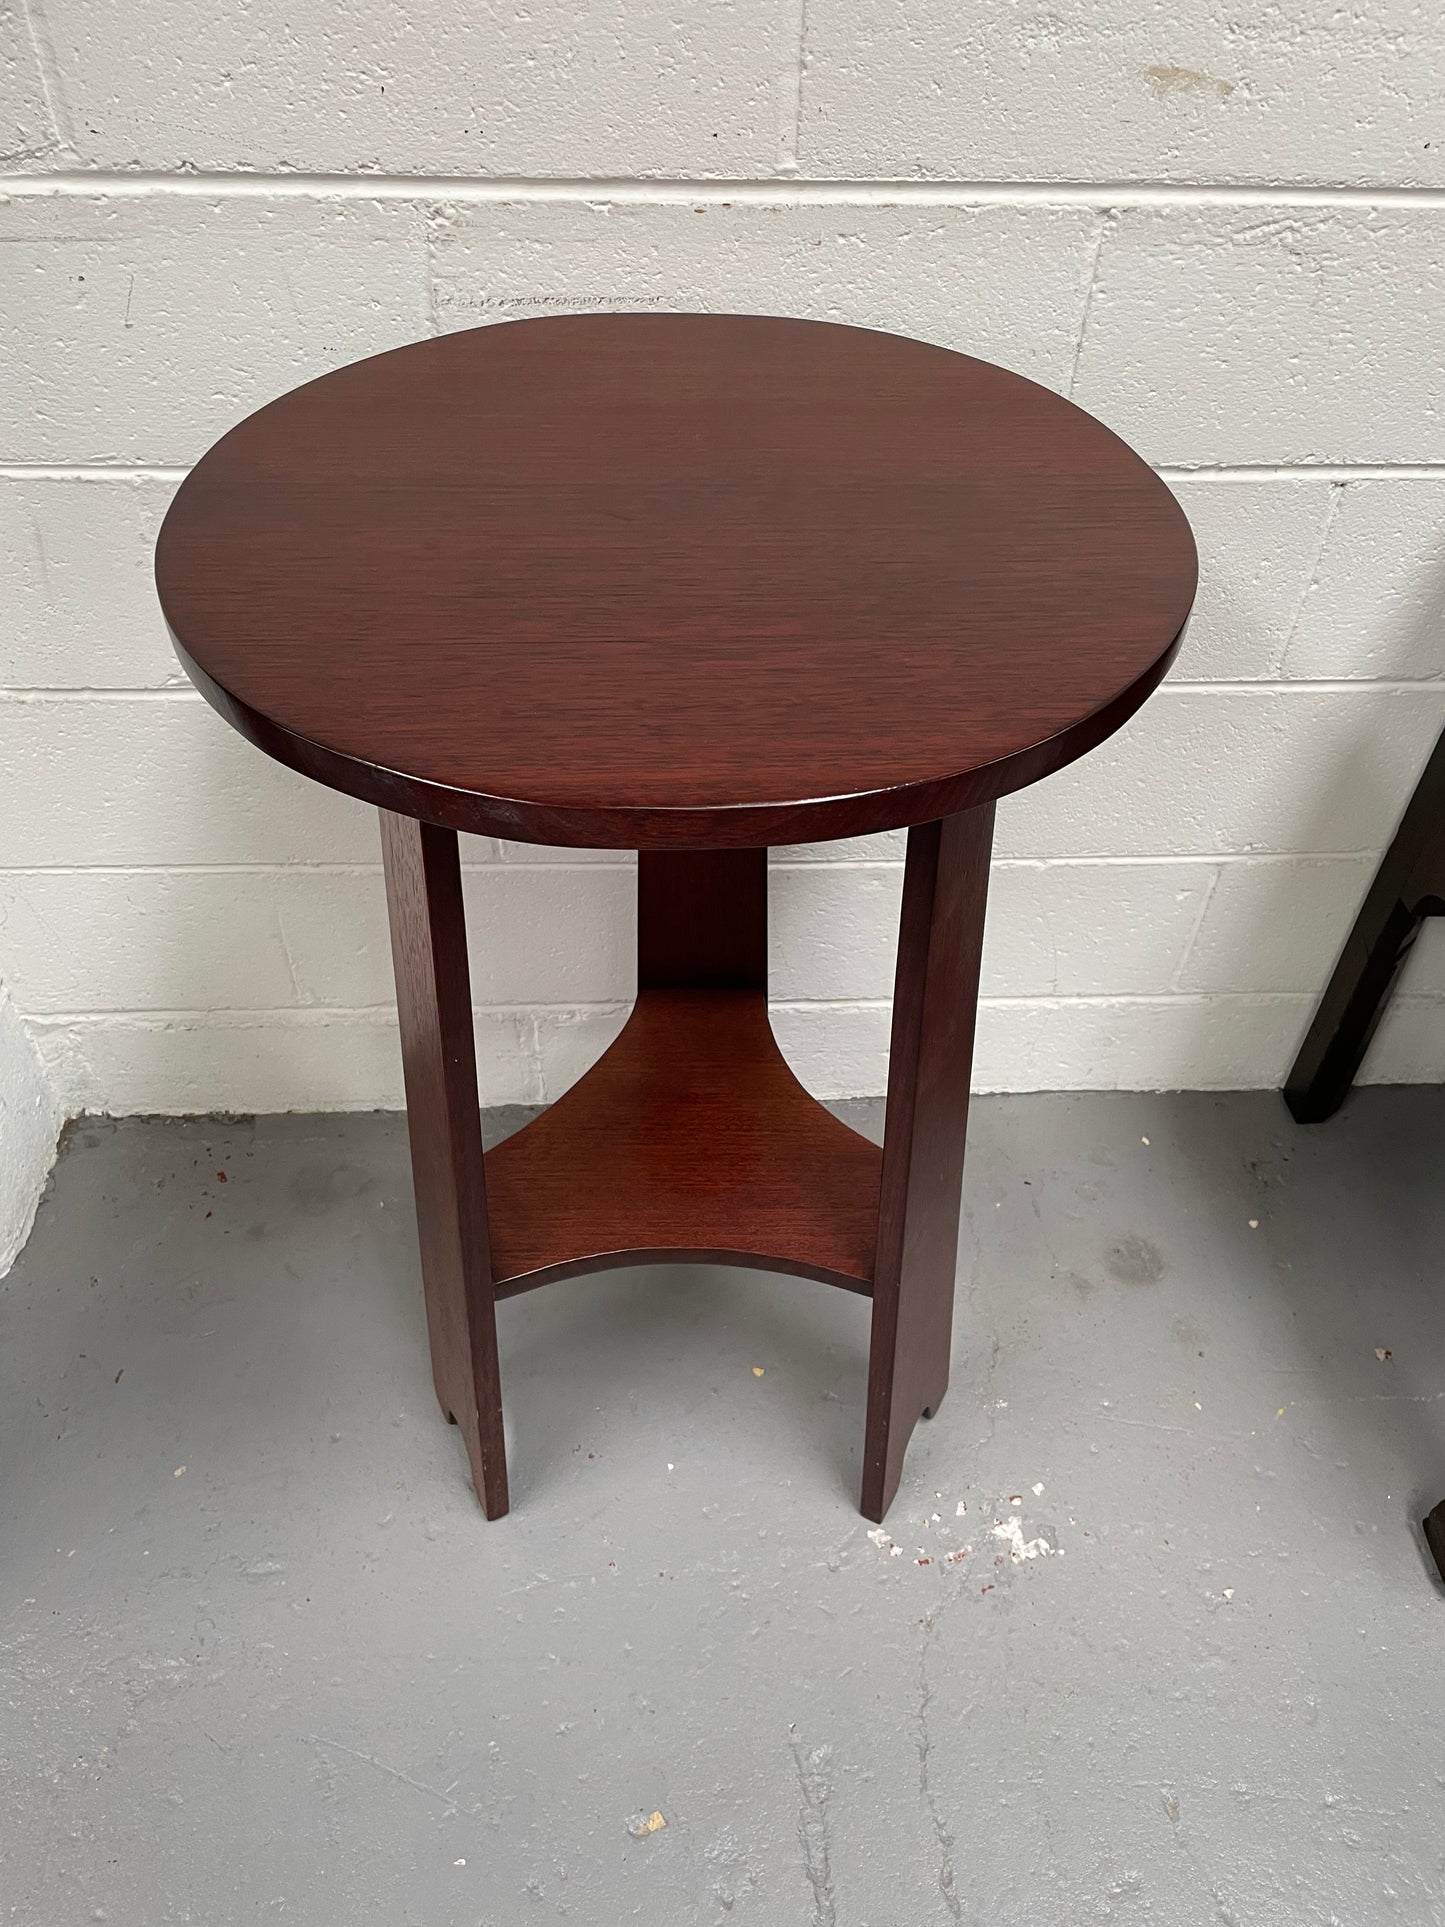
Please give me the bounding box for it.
[156,313,1196,849]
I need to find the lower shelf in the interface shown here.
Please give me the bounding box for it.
[484,989,882,1295]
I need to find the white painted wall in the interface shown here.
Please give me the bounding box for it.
[4,3,1445,1197]
[0,982,63,1270]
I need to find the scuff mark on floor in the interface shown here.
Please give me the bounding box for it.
[916,1606,963,1921]
[789,1732,836,1927]
[311,1735,472,1818]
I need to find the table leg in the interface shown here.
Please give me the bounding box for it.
[1426,1501,1445,1586]
[1284,727,1445,1123]
[637,848,768,991]
[863,806,994,1523]
[380,811,508,1519]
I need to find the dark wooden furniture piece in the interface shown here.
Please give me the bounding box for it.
[1427,1501,1445,1585]
[1286,728,1445,1124]
[156,314,1196,1523]
[1284,730,1445,1585]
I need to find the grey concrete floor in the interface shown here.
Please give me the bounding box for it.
[3,1092,1445,1926]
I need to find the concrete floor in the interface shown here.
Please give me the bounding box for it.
[3,1092,1444,1926]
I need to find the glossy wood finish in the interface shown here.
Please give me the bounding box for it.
[384,814,991,1517]
[486,990,881,1295]
[157,314,1196,851]
[638,849,768,991]
[864,807,994,1522]
[380,811,508,1520]
[163,316,1196,1521]
[486,845,880,1293]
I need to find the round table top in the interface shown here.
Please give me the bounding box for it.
[156,314,1196,849]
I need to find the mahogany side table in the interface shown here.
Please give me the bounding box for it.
[155,315,1196,1524]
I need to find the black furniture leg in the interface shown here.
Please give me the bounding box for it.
[1426,1502,1445,1586]
[1285,729,1445,1125]
[1284,731,1445,1586]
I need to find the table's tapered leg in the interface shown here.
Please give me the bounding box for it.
[380,811,508,1519]
[862,806,994,1523]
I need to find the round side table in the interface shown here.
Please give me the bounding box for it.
[155,314,1196,1524]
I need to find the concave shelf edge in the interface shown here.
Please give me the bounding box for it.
[482,989,882,1297]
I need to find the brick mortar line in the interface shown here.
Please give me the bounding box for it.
[15,0,74,161]
[1066,209,1111,400]
[1158,466,1445,481]
[1168,863,1224,994]
[7,464,1445,482]
[774,0,808,176]
[1277,480,1347,675]
[8,172,1445,208]
[21,994,1334,1023]
[0,854,1384,874]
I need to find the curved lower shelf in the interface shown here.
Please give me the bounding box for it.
[484,990,882,1296]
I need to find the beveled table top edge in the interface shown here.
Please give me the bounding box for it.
[169,615,1188,850]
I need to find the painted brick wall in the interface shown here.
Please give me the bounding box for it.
[4,0,1445,1138]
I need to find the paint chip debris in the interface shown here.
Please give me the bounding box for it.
[627,1810,667,1838]
[173,1466,186,1478]
[956,1500,968,1516]
[1375,1348,1392,1362]
[454,1858,466,1867]
[866,1527,902,1557]
[1248,1219,1259,1229]
[991,1516,1054,1562]
[1222,1588,1235,1602]
[1141,1136,1150,1145]
[1031,1482,1045,1496]
[751,1367,765,1377]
